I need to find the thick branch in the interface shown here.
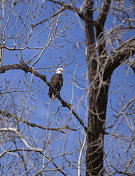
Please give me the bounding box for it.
[0,63,29,73]
[47,0,97,26]
[0,63,87,132]
[0,110,77,133]
[47,0,80,13]
[97,0,112,26]
[0,127,43,152]
[130,59,135,74]
[106,36,135,76]
[83,0,96,83]
[96,0,112,56]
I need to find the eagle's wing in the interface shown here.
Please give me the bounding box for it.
[48,73,63,100]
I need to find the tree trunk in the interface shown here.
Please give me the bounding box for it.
[86,78,110,175]
[84,0,112,175]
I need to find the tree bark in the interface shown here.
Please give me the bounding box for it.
[84,0,112,175]
[84,0,135,174]
[86,77,110,175]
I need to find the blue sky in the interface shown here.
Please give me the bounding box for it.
[0,0,135,175]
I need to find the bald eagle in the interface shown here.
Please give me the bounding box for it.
[48,68,64,101]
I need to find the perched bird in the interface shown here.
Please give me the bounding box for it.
[48,68,64,101]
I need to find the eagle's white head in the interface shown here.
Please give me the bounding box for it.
[56,68,64,74]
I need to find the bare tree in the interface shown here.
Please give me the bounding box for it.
[0,0,135,176]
